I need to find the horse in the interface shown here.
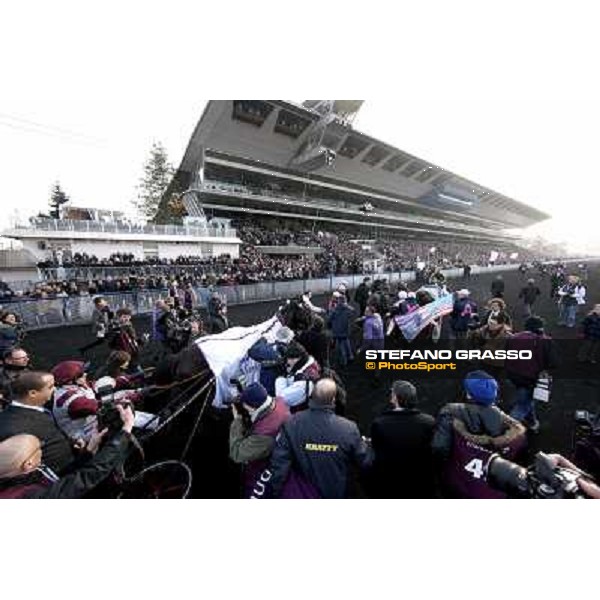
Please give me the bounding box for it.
[278,296,315,333]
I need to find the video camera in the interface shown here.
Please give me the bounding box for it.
[573,410,600,481]
[97,400,133,436]
[486,451,589,499]
[574,410,600,437]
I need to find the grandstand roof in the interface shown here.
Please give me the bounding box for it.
[159,100,550,231]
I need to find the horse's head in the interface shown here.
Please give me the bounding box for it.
[278,297,312,332]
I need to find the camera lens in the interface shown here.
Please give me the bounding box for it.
[486,455,529,497]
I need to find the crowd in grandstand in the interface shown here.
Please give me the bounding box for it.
[0,222,557,305]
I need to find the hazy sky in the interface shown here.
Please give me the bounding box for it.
[1,2,598,253]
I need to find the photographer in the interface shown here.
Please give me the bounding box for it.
[107,308,145,373]
[228,382,291,498]
[0,404,135,499]
[80,297,113,355]
[487,451,600,499]
[156,298,182,354]
[0,371,79,474]
[450,289,479,341]
[0,311,23,356]
[544,454,600,498]
[431,371,527,498]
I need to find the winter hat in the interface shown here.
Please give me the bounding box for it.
[457,289,470,297]
[463,370,498,405]
[52,361,88,385]
[398,291,408,300]
[239,383,269,409]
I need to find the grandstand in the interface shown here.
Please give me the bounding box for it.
[157,100,550,245]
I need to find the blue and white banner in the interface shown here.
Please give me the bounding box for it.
[395,294,454,342]
[195,316,282,407]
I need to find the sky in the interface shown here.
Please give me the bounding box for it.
[1,2,599,254]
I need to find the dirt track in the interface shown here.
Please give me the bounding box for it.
[23,263,600,497]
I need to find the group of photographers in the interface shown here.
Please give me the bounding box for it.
[0,369,137,498]
[227,362,600,499]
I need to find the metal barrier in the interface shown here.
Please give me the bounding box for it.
[2,258,596,331]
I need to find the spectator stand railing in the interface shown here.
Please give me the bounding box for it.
[1,262,533,332]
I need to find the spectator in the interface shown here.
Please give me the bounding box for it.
[228,382,291,498]
[80,296,112,355]
[450,289,479,341]
[490,275,505,298]
[297,317,329,369]
[327,295,355,367]
[518,278,541,319]
[209,304,230,334]
[481,297,512,328]
[0,371,77,474]
[505,316,559,433]
[578,304,600,364]
[107,308,144,371]
[0,311,21,355]
[557,275,586,328]
[268,378,373,498]
[0,404,134,499]
[183,282,198,312]
[357,305,385,354]
[354,277,371,315]
[367,381,436,498]
[0,348,31,408]
[468,314,512,383]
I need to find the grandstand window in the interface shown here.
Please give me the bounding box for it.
[415,166,437,182]
[232,101,274,126]
[274,110,311,138]
[401,160,427,178]
[361,145,391,167]
[338,135,369,159]
[381,154,411,172]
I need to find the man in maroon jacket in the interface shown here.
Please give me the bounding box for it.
[228,382,290,498]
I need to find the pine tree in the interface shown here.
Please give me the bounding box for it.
[132,142,174,220]
[49,182,70,219]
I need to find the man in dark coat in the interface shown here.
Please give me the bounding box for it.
[0,347,31,408]
[354,277,371,315]
[0,404,134,499]
[268,378,372,498]
[0,371,76,474]
[367,381,436,498]
[490,275,505,298]
[518,279,541,319]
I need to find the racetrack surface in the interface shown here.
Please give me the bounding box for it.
[24,263,600,497]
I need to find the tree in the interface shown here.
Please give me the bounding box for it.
[132,142,174,221]
[49,182,70,219]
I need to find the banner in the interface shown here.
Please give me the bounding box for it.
[195,316,282,407]
[395,294,454,342]
[510,252,519,259]
[489,250,499,262]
